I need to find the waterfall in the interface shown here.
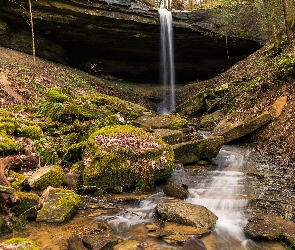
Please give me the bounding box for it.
[158,9,176,115]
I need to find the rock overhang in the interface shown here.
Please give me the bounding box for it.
[0,0,263,84]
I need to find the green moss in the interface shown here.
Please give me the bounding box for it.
[57,189,82,209]
[32,166,64,190]
[170,115,188,129]
[17,125,43,139]
[10,191,39,219]
[0,121,15,134]
[0,132,23,155]
[9,171,26,190]
[2,238,40,250]
[63,142,87,162]
[83,125,174,191]
[70,161,84,173]
[46,88,70,103]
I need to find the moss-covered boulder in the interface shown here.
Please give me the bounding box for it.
[10,191,40,219]
[82,125,174,192]
[0,132,23,155]
[40,89,147,124]
[8,170,27,190]
[37,187,82,223]
[172,136,224,164]
[16,125,43,140]
[134,114,187,130]
[28,165,64,190]
[0,238,40,250]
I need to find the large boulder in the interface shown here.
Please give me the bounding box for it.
[36,187,82,223]
[212,111,272,144]
[244,214,295,248]
[82,125,174,192]
[156,202,218,229]
[172,136,224,164]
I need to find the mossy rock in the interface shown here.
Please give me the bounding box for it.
[173,89,222,118]
[134,114,188,130]
[9,170,27,190]
[46,88,71,103]
[153,129,185,145]
[40,90,147,124]
[28,165,64,190]
[0,238,40,250]
[37,187,82,223]
[17,125,43,139]
[62,142,87,163]
[82,125,174,192]
[0,121,16,135]
[10,191,40,219]
[0,132,23,155]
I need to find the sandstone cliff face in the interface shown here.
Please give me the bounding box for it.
[0,0,262,84]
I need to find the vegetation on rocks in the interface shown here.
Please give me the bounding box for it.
[82,125,174,192]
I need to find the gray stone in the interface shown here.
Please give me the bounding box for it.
[244,214,295,248]
[156,202,218,229]
[163,182,189,199]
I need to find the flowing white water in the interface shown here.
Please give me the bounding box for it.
[187,145,256,249]
[158,9,176,114]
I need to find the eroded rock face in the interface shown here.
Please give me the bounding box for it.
[156,202,218,228]
[0,0,262,84]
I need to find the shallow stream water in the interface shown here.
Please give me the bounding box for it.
[101,145,285,250]
[0,145,286,249]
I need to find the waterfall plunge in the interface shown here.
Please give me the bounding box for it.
[158,9,176,114]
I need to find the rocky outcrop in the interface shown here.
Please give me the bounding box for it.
[244,214,295,248]
[156,202,218,228]
[212,111,272,144]
[0,0,262,84]
[172,136,223,164]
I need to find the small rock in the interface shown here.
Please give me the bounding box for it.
[182,236,207,250]
[68,234,87,250]
[163,182,189,199]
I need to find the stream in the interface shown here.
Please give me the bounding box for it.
[101,145,285,250]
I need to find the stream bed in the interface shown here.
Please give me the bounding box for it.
[0,145,289,249]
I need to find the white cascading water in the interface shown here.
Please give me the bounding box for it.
[186,145,259,249]
[158,8,176,114]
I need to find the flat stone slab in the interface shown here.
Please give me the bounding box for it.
[212,111,272,144]
[244,214,295,248]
